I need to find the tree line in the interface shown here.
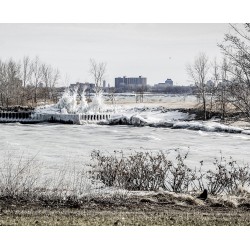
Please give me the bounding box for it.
[187,24,250,121]
[0,56,60,107]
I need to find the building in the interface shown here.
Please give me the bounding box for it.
[165,79,174,86]
[103,80,106,88]
[152,78,174,92]
[115,76,147,91]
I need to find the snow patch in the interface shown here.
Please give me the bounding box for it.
[108,112,249,135]
[173,121,243,133]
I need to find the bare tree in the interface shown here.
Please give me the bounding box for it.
[9,59,22,106]
[89,59,106,95]
[214,58,231,120]
[0,59,7,106]
[0,56,62,107]
[218,23,250,119]
[205,58,220,116]
[20,56,32,105]
[22,56,32,88]
[41,64,52,103]
[187,53,210,120]
[41,63,60,103]
[0,59,22,107]
[30,56,43,104]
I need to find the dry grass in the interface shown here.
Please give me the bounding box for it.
[1,151,250,225]
[1,205,250,226]
[1,188,250,225]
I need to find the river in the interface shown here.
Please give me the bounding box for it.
[1,122,250,174]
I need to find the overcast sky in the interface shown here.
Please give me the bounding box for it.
[0,23,231,86]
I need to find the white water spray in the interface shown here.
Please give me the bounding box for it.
[56,89,78,114]
[35,88,108,115]
[88,92,105,113]
[77,92,89,113]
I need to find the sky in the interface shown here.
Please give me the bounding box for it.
[0,23,231,87]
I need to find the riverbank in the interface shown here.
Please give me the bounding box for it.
[1,191,250,226]
[1,97,250,130]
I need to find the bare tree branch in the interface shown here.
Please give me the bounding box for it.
[89,59,106,95]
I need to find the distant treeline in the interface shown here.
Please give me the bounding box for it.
[114,85,195,95]
[0,56,61,107]
[151,85,195,94]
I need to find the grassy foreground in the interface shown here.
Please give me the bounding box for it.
[1,207,250,226]
[1,194,250,226]
[2,149,250,225]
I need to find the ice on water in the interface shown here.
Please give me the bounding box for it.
[1,91,250,179]
[34,89,250,135]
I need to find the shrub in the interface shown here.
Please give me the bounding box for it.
[0,154,40,199]
[90,149,197,192]
[164,149,196,192]
[206,155,250,195]
[90,149,250,195]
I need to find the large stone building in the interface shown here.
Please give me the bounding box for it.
[115,76,147,91]
[152,78,174,91]
[164,78,174,86]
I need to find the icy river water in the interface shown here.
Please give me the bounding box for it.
[1,93,250,175]
[1,122,250,173]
